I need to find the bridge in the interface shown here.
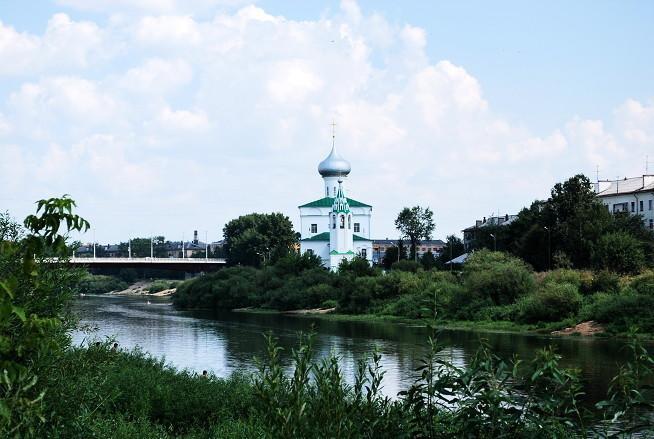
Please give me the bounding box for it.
[64,257,227,272]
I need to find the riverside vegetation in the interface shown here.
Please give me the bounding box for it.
[2,198,654,438]
[174,251,654,336]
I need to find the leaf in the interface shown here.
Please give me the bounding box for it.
[12,305,26,322]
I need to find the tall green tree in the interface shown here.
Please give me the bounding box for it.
[394,206,435,261]
[437,235,465,267]
[223,213,297,267]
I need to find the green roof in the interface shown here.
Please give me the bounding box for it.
[299,197,371,208]
[301,232,371,242]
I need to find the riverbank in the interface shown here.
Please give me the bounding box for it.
[234,307,613,338]
[106,280,177,297]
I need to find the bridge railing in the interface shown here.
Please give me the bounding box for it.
[57,257,227,264]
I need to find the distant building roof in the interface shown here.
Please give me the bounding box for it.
[445,252,469,265]
[299,197,371,208]
[463,215,518,232]
[597,176,654,197]
[372,239,445,246]
[301,232,371,242]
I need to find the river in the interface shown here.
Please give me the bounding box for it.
[72,294,634,404]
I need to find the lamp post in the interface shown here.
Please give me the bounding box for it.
[490,233,497,252]
[543,226,551,271]
[150,236,153,259]
[205,231,208,261]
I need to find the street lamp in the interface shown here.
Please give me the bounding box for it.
[489,233,497,252]
[543,226,551,271]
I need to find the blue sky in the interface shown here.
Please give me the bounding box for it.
[1,0,653,243]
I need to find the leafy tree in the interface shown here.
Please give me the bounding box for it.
[394,206,435,261]
[1,196,88,436]
[420,251,437,270]
[339,255,375,277]
[223,213,297,267]
[593,231,645,274]
[381,242,408,270]
[437,235,465,266]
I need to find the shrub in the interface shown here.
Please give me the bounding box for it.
[464,250,535,305]
[593,231,645,274]
[629,271,654,295]
[582,292,654,332]
[391,259,420,272]
[541,269,593,294]
[517,282,582,323]
[147,279,179,294]
[338,255,376,276]
[78,274,127,294]
[591,270,620,294]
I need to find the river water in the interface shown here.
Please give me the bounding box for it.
[72,294,634,403]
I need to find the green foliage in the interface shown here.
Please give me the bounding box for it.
[147,279,179,294]
[338,255,375,276]
[517,283,583,323]
[395,206,435,260]
[1,197,88,436]
[437,234,465,266]
[581,292,654,333]
[464,250,535,305]
[591,270,620,294]
[223,212,297,267]
[593,231,645,274]
[391,259,420,272]
[40,345,259,437]
[420,251,437,270]
[381,243,407,270]
[629,270,654,295]
[78,274,127,295]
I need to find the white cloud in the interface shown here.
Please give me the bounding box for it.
[1,1,652,242]
[57,0,249,15]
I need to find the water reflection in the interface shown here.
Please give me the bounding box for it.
[72,295,634,402]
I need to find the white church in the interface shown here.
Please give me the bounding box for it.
[299,141,373,270]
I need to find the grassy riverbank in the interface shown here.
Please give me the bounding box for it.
[175,251,654,338]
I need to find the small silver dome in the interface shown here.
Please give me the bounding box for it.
[318,146,351,177]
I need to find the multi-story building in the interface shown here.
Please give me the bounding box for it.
[462,214,517,251]
[371,239,445,264]
[596,176,654,230]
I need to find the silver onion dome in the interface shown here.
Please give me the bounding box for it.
[318,146,351,177]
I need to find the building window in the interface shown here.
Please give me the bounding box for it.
[361,249,367,259]
[332,215,336,229]
[354,223,360,233]
[650,219,653,230]
[348,215,351,229]
[640,200,644,212]
[650,200,653,211]
[310,224,317,234]
[326,187,329,196]
[631,201,635,212]
[340,215,345,229]
[613,203,628,213]
[306,249,314,255]
[333,186,336,196]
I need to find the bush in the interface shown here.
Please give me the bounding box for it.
[464,250,535,305]
[517,283,582,323]
[338,255,376,276]
[593,231,645,274]
[147,279,179,294]
[629,271,654,295]
[582,292,654,332]
[78,274,127,294]
[541,269,593,294]
[391,259,420,272]
[591,270,620,294]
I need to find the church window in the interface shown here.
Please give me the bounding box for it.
[348,215,351,229]
[326,187,329,196]
[361,249,367,259]
[354,223,360,233]
[641,200,644,212]
[333,186,336,196]
[650,200,653,210]
[311,224,317,234]
[306,249,314,255]
[340,215,345,229]
[332,215,336,229]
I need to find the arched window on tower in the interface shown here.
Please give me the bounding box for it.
[332,214,336,229]
[340,215,345,229]
[326,187,329,196]
[333,186,336,196]
[348,215,351,229]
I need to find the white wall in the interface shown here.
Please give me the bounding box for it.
[599,191,654,228]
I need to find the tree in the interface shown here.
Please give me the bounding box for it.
[381,241,408,270]
[223,213,297,267]
[437,235,465,267]
[593,231,645,274]
[394,206,435,261]
[420,251,437,270]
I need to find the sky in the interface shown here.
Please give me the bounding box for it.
[1,0,654,244]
